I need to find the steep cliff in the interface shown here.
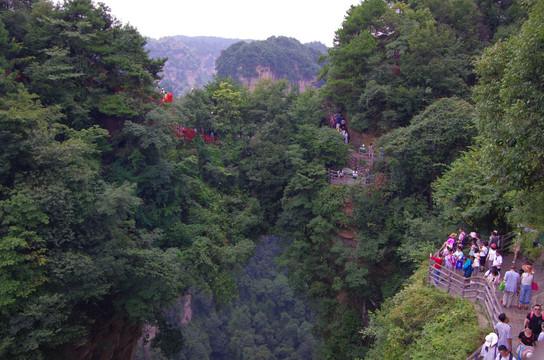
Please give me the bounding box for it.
[145,36,247,94]
[216,36,326,91]
[60,314,142,360]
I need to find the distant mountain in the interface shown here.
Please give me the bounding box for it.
[216,36,327,91]
[145,36,251,95]
[145,36,327,95]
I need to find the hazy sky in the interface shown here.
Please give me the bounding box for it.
[96,0,361,47]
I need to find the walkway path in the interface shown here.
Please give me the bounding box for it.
[430,240,544,359]
[494,251,544,337]
[328,148,379,185]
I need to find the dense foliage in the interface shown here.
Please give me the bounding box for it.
[216,36,326,85]
[2,0,544,359]
[0,1,264,358]
[434,0,544,252]
[319,0,526,133]
[136,237,322,360]
[362,266,484,360]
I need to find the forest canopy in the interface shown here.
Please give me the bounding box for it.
[1,0,543,359]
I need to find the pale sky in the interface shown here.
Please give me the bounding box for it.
[96,0,361,47]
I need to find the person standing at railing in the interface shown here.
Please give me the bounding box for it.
[480,241,489,272]
[487,243,498,271]
[485,266,501,287]
[463,255,474,285]
[430,252,443,285]
[501,265,520,309]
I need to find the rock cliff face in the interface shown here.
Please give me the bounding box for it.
[61,314,142,360]
[237,65,318,91]
[145,36,245,94]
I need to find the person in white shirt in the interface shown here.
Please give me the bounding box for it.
[493,249,503,274]
[487,243,497,270]
[519,264,535,310]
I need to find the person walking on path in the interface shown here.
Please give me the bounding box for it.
[524,304,543,340]
[480,332,498,360]
[495,313,513,352]
[518,264,535,310]
[493,249,504,274]
[495,345,513,360]
[502,265,520,308]
[518,326,536,347]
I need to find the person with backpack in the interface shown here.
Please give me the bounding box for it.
[495,345,513,360]
[454,245,465,275]
[480,332,498,360]
[524,304,543,339]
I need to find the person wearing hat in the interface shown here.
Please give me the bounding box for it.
[519,345,535,360]
[440,233,457,251]
[519,264,535,310]
[480,332,498,360]
[495,313,512,352]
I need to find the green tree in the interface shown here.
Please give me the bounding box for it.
[377,97,475,199]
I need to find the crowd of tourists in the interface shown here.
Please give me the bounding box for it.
[481,307,543,359]
[429,229,543,359]
[327,112,350,144]
[430,228,508,287]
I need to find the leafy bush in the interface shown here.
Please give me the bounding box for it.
[362,265,484,360]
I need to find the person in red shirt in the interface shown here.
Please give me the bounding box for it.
[430,252,443,285]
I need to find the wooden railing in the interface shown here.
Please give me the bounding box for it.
[428,234,514,360]
[327,169,377,185]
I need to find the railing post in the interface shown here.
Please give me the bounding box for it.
[428,261,433,287]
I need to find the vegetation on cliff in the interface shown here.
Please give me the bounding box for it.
[362,266,483,360]
[319,0,526,133]
[215,36,326,86]
[2,0,544,359]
